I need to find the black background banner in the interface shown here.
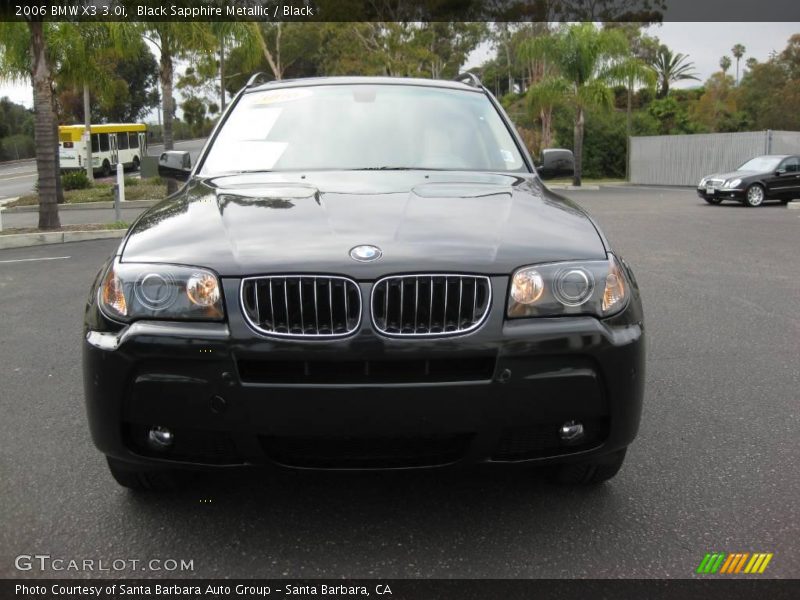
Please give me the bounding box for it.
[4,579,800,600]
[1,0,800,22]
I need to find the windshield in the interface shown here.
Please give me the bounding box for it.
[737,156,782,172]
[199,84,527,175]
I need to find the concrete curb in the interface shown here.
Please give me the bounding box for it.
[3,199,158,213]
[548,185,601,191]
[788,202,800,209]
[0,229,125,250]
[0,157,35,166]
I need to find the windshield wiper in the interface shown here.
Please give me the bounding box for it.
[352,166,419,171]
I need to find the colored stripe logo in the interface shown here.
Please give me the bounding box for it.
[696,552,773,574]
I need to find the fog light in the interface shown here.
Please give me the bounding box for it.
[559,420,584,443]
[147,426,174,450]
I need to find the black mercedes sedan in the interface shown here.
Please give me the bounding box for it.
[83,75,645,491]
[697,154,800,206]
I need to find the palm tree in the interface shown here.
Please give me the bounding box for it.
[526,76,569,149]
[51,24,119,183]
[0,20,63,229]
[518,32,562,149]
[142,24,214,192]
[720,55,732,75]
[608,56,657,180]
[609,56,657,138]
[209,23,252,112]
[731,44,746,84]
[650,46,700,98]
[546,24,628,186]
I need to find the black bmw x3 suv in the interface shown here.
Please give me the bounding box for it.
[83,75,645,490]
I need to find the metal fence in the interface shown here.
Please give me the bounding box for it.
[629,130,800,186]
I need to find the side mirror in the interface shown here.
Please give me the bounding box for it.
[775,169,786,176]
[158,151,192,182]
[537,148,575,180]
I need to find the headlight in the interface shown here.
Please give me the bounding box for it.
[724,178,741,188]
[99,261,224,322]
[699,177,708,187]
[508,254,628,318]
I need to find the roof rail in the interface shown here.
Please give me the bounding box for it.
[245,72,271,88]
[455,72,483,89]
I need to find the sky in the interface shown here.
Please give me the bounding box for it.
[1,22,798,119]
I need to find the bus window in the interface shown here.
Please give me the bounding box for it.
[117,133,129,150]
[99,133,109,152]
[91,134,99,153]
[128,133,139,149]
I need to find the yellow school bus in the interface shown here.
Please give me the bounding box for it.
[58,123,147,176]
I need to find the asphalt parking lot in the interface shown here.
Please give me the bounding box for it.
[0,186,797,578]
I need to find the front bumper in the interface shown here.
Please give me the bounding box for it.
[83,277,645,470]
[697,187,745,200]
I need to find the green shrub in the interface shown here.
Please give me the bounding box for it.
[123,176,140,187]
[61,170,90,191]
[0,134,35,161]
[553,106,627,179]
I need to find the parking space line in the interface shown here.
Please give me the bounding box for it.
[0,256,71,264]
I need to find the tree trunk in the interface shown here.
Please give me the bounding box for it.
[626,86,632,181]
[29,21,61,229]
[505,40,512,93]
[159,42,177,193]
[573,105,584,187]
[275,23,282,79]
[253,23,282,81]
[83,83,93,182]
[541,107,553,149]
[160,49,174,151]
[219,36,226,112]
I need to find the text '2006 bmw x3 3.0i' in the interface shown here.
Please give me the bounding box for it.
[83,74,645,491]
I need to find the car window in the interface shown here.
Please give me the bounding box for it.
[200,84,527,175]
[780,157,800,172]
[737,156,782,171]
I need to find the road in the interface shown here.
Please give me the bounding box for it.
[0,138,206,202]
[0,187,798,578]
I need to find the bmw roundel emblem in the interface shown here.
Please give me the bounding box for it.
[349,245,382,262]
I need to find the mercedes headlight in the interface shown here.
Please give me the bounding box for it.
[99,261,224,322]
[699,177,708,187]
[508,254,628,318]
[723,178,741,189]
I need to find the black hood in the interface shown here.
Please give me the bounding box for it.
[706,170,759,181]
[121,171,607,278]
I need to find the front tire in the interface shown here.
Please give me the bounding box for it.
[745,183,765,207]
[549,449,627,485]
[101,159,111,178]
[106,457,183,492]
[132,156,140,171]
